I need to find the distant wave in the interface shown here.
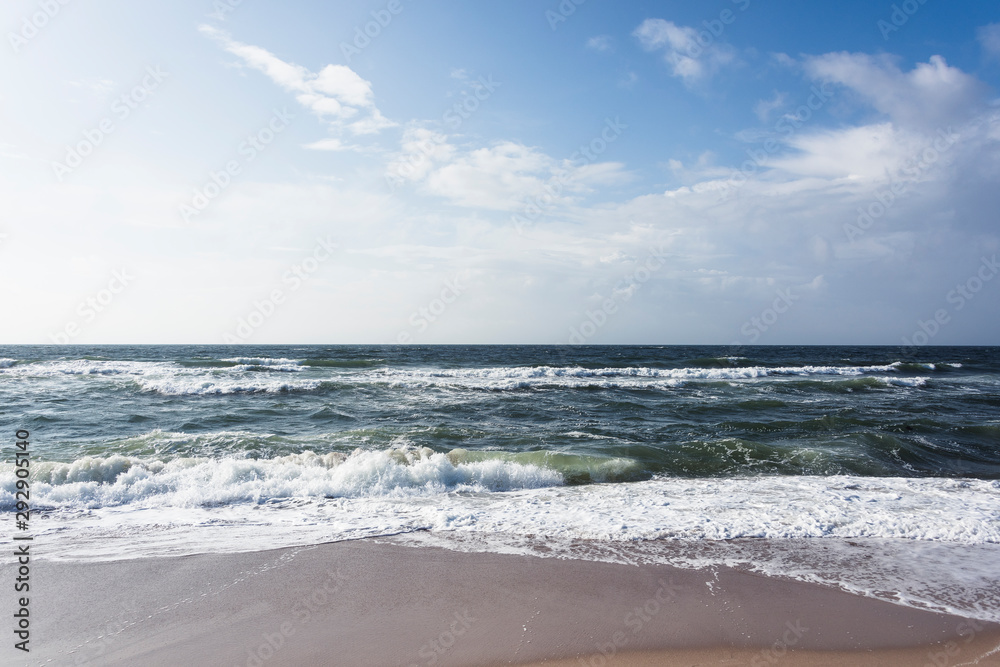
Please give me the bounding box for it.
[882,376,929,387]
[135,376,324,395]
[302,358,385,368]
[0,358,950,394]
[364,364,937,391]
[0,360,171,376]
[220,357,307,372]
[892,361,962,371]
[378,363,929,381]
[221,357,303,365]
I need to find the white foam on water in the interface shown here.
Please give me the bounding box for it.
[222,357,307,373]
[391,532,1000,625]
[221,357,304,366]
[379,363,907,381]
[0,359,173,377]
[12,468,996,551]
[882,376,929,387]
[359,363,942,391]
[11,452,997,622]
[134,375,323,395]
[0,359,324,394]
[1,448,563,510]
[0,359,320,394]
[0,359,948,395]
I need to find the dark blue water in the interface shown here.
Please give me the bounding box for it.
[2,345,998,480]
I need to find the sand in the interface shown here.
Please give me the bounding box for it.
[9,537,1000,666]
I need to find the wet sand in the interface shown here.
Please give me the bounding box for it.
[12,538,1000,666]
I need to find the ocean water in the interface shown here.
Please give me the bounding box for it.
[2,345,999,621]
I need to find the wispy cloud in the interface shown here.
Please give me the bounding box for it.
[68,77,116,95]
[392,138,630,212]
[199,25,394,136]
[586,35,613,53]
[633,19,735,83]
[755,91,787,122]
[303,138,367,152]
[978,23,1000,60]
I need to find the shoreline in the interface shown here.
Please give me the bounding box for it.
[9,537,1000,666]
[521,641,1000,667]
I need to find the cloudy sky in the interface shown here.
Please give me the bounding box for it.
[2,0,999,344]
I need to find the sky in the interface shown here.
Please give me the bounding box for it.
[1,0,999,345]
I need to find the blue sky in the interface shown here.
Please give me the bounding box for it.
[2,0,999,344]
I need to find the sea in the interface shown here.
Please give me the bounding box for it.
[2,345,999,622]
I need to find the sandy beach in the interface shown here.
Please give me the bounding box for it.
[5,0,1000,657]
[13,537,999,666]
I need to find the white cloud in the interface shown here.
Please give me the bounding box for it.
[346,109,395,135]
[770,123,915,180]
[419,141,629,212]
[200,25,394,135]
[755,91,787,122]
[804,53,987,129]
[633,19,734,83]
[68,78,116,95]
[424,142,560,210]
[310,64,374,108]
[771,53,795,68]
[386,127,456,183]
[978,23,1000,60]
[303,138,362,152]
[586,35,613,53]
[619,53,999,339]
